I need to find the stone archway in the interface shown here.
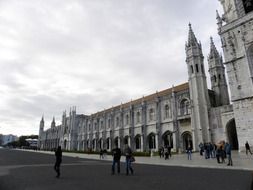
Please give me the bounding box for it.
[114,137,119,148]
[124,136,129,145]
[226,118,238,150]
[147,133,156,150]
[134,135,141,150]
[162,131,173,148]
[64,139,67,150]
[98,138,102,150]
[182,132,193,150]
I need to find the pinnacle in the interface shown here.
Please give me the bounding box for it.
[187,23,199,47]
[209,37,219,58]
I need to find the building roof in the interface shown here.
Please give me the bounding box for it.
[92,82,189,117]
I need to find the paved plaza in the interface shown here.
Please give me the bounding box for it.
[0,148,252,190]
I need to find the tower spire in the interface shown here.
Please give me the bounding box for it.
[209,37,220,60]
[187,23,199,47]
[208,37,229,106]
[41,115,44,122]
[51,116,56,128]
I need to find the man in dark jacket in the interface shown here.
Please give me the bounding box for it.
[111,145,121,175]
[245,141,252,155]
[54,146,62,178]
[124,144,134,175]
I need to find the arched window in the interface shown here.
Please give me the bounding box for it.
[149,108,155,121]
[106,138,110,150]
[214,75,217,83]
[148,133,156,149]
[108,119,111,129]
[135,135,141,150]
[136,112,141,123]
[116,117,119,127]
[94,122,97,131]
[180,99,190,115]
[165,105,170,119]
[126,114,129,125]
[124,136,128,145]
[100,121,104,130]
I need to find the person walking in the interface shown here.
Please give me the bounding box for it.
[111,145,121,175]
[158,147,162,158]
[164,146,169,160]
[168,145,172,158]
[124,144,134,175]
[225,142,233,166]
[186,145,192,160]
[216,145,222,164]
[245,141,252,155]
[54,146,62,178]
[99,149,104,159]
[199,142,204,156]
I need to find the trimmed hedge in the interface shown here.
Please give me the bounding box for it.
[62,149,152,157]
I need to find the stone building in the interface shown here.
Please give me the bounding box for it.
[38,0,253,152]
[217,0,253,151]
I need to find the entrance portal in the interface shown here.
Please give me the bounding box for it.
[226,119,238,150]
[162,131,173,148]
[182,132,193,150]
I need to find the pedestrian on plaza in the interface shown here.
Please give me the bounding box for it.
[199,142,204,156]
[245,141,252,155]
[168,145,172,158]
[124,144,134,175]
[220,141,226,163]
[111,145,121,175]
[164,146,169,160]
[186,145,192,160]
[54,146,62,178]
[210,143,214,158]
[212,143,217,158]
[158,147,162,158]
[99,149,104,159]
[103,149,107,159]
[216,145,221,164]
[225,142,233,166]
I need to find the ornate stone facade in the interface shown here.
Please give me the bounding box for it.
[38,0,253,152]
[218,0,253,151]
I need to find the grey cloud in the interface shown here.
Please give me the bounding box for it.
[0,0,223,136]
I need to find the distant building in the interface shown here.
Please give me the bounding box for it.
[0,134,3,146]
[38,0,253,153]
[2,134,18,145]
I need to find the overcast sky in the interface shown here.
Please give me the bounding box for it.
[0,0,224,136]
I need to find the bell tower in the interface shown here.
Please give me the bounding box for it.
[218,0,253,151]
[185,24,211,149]
[208,37,230,106]
[38,115,44,149]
